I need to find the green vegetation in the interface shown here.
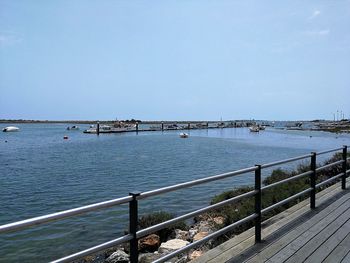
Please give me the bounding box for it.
[206,152,349,236]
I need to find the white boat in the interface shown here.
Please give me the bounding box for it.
[249,126,259,132]
[83,125,128,133]
[2,126,20,132]
[179,132,189,138]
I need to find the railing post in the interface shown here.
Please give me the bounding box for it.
[310,152,317,209]
[342,146,348,190]
[255,165,262,243]
[129,191,141,263]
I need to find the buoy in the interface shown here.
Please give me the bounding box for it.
[63,135,69,140]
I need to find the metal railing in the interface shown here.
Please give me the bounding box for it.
[0,145,349,263]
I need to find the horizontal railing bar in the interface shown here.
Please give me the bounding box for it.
[316,173,343,189]
[138,166,257,199]
[261,171,313,191]
[1,146,348,263]
[136,190,257,239]
[51,234,133,263]
[261,154,312,169]
[317,147,344,156]
[261,188,312,214]
[153,213,258,263]
[0,196,132,234]
[316,160,344,173]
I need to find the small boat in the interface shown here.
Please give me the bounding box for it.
[66,125,79,130]
[258,125,266,130]
[83,125,128,134]
[2,126,20,132]
[166,124,179,130]
[249,126,260,132]
[179,132,189,138]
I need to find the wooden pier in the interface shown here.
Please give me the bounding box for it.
[193,179,350,263]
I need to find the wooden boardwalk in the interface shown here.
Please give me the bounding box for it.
[193,180,350,263]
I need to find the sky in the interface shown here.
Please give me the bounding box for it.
[0,0,349,121]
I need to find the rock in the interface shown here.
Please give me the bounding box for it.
[212,216,225,225]
[138,252,163,263]
[105,250,129,263]
[175,229,189,241]
[193,231,209,242]
[138,234,160,252]
[196,221,212,233]
[188,250,204,260]
[188,229,198,239]
[158,239,189,253]
[174,255,188,263]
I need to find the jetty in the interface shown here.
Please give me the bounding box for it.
[83,121,253,134]
[0,146,349,263]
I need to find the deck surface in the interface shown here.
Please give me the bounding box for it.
[194,180,350,263]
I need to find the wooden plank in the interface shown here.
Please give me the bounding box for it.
[243,193,350,263]
[341,251,350,263]
[193,180,348,263]
[214,189,350,263]
[281,207,350,263]
[304,219,350,263]
[323,232,350,263]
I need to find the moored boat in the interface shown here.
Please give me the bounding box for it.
[2,126,20,132]
[179,132,189,138]
[83,125,128,133]
[66,125,79,130]
[249,126,259,132]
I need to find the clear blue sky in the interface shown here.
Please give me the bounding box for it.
[1,1,349,121]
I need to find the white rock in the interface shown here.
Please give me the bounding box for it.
[158,239,189,253]
[106,249,129,263]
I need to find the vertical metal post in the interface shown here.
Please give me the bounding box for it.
[310,152,317,209]
[136,122,139,133]
[342,146,347,190]
[129,191,140,263]
[255,165,262,243]
[161,122,164,131]
[96,122,100,135]
[188,123,190,130]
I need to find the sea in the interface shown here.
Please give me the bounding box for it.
[1,123,350,262]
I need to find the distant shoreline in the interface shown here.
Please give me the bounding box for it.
[0,119,258,124]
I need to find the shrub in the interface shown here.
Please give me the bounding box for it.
[138,211,187,242]
[205,152,349,239]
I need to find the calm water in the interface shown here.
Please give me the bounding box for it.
[1,123,350,262]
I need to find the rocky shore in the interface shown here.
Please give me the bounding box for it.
[74,215,225,263]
